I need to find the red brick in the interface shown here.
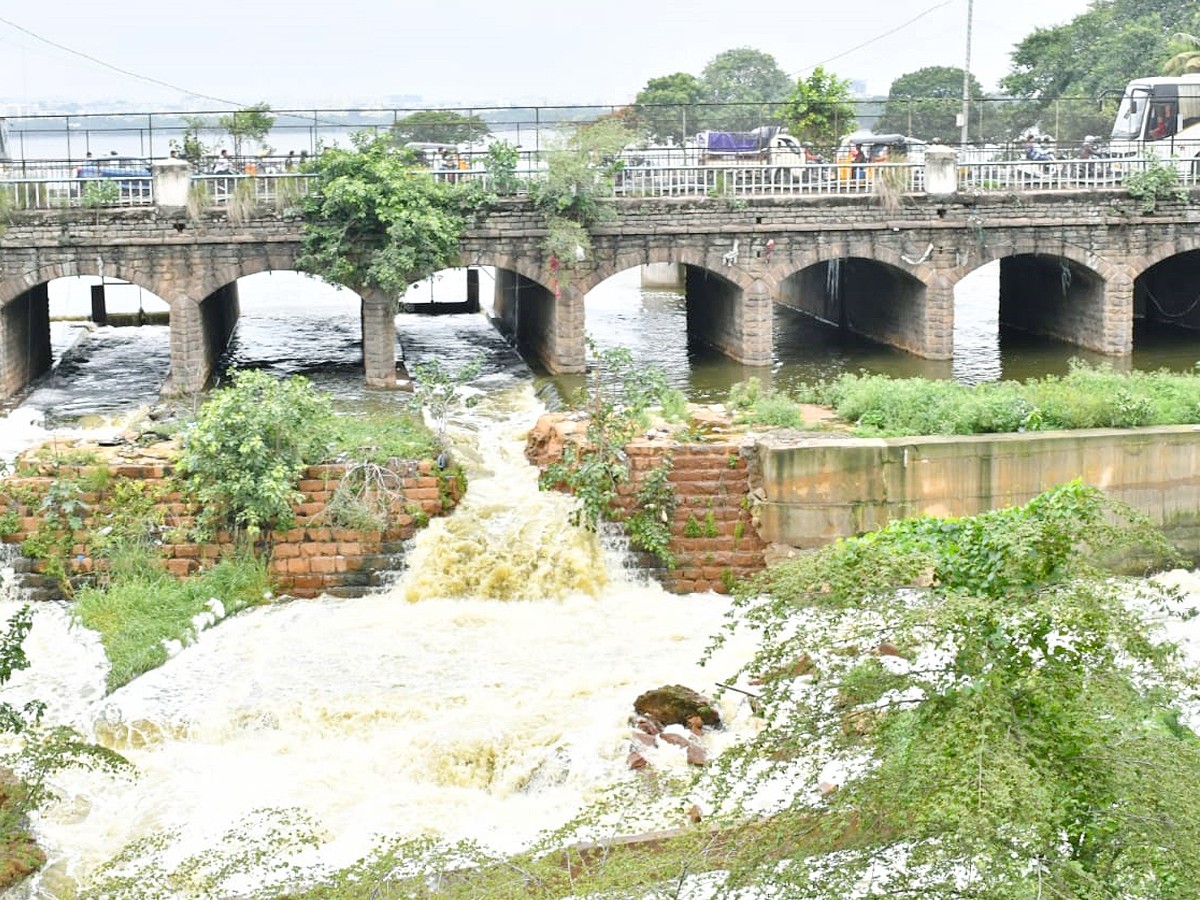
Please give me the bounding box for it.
[167,558,195,577]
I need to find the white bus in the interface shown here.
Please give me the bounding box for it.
[1108,74,1200,172]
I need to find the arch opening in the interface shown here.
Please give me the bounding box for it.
[998,254,1110,356]
[3,276,171,424]
[1134,250,1200,352]
[777,257,929,356]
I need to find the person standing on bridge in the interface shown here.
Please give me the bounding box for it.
[851,143,867,180]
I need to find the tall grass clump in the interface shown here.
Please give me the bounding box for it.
[74,547,271,692]
[804,361,1200,436]
[728,377,807,429]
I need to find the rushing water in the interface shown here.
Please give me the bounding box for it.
[2,377,761,898]
[2,265,1200,895]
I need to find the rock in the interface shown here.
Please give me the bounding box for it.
[686,715,705,735]
[660,731,690,748]
[818,781,838,797]
[626,751,648,770]
[686,743,708,767]
[524,413,588,469]
[875,642,901,657]
[630,730,657,747]
[633,684,721,729]
[632,715,662,736]
[749,653,814,684]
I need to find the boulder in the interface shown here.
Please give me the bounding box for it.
[633,685,721,729]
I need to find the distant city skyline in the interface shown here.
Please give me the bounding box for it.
[0,0,1096,115]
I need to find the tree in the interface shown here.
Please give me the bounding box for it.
[778,66,858,150]
[632,72,707,144]
[874,66,987,144]
[295,131,474,298]
[177,369,335,539]
[1164,32,1200,74]
[1001,0,1193,141]
[530,119,632,271]
[390,110,491,146]
[218,102,275,159]
[700,47,793,132]
[169,115,215,163]
[705,482,1200,897]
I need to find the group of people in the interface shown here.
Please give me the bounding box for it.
[206,148,308,175]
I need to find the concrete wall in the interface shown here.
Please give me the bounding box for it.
[752,426,1200,558]
[641,263,684,289]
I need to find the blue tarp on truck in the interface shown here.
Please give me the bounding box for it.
[696,126,783,154]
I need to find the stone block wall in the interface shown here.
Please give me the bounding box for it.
[0,459,459,600]
[623,441,766,594]
[525,416,765,595]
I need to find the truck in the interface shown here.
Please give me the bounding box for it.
[1107,74,1200,174]
[692,125,809,183]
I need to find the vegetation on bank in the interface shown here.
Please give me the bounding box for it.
[74,549,272,692]
[0,363,468,892]
[1,370,450,695]
[729,360,1200,437]
[0,605,130,894]
[69,483,1200,899]
[538,343,688,567]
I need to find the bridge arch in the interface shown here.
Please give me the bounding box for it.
[1133,241,1200,336]
[767,252,942,359]
[948,248,1126,356]
[0,262,175,401]
[0,261,163,310]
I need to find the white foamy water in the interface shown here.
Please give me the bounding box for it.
[2,382,759,898]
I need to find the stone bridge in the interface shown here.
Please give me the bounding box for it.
[1,188,1198,401]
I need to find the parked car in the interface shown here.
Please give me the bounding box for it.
[74,157,152,200]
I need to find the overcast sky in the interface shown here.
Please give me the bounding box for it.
[0,0,1097,112]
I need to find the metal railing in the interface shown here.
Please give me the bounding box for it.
[0,155,1194,211]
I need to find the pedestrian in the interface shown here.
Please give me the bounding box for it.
[851,143,867,180]
[285,150,296,171]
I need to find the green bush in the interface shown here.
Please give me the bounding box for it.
[177,369,334,540]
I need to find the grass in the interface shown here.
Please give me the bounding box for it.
[327,411,439,464]
[779,360,1200,437]
[74,547,272,692]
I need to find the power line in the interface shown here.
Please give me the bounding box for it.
[790,0,957,79]
[0,13,246,109]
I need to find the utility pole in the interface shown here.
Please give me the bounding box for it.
[960,0,973,147]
